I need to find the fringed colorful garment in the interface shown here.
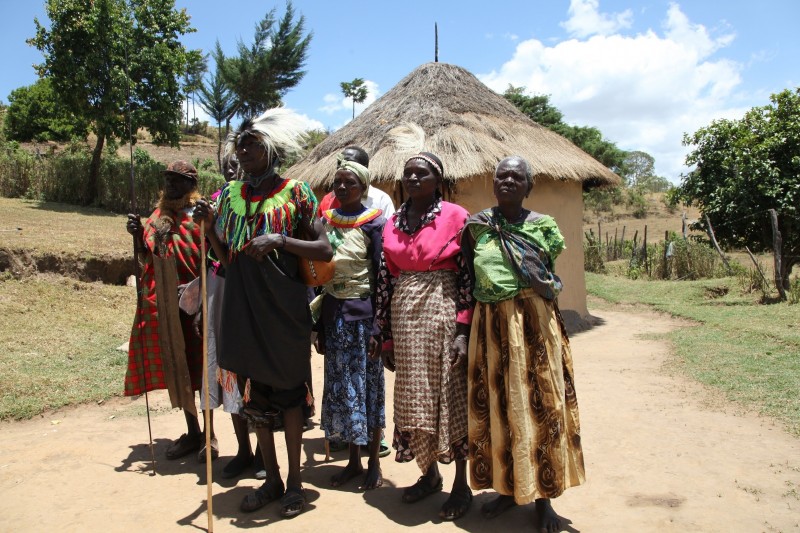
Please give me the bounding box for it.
[215,178,317,257]
[216,177,319,392]
[125,207,203,396]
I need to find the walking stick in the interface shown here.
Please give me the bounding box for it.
[126,87,157,481]
[200,220,214,531]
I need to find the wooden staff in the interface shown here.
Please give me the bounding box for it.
[124,38,156,476]
[200,220,214,531]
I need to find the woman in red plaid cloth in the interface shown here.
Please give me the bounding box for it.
[125,160,216,461]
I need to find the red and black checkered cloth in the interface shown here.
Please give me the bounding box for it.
[124,208,203,396]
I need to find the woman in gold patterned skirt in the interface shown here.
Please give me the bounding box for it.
[462,156,585,532]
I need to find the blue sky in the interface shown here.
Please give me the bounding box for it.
[2,0,799,182]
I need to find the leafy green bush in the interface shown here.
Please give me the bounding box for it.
[0,141,38,198]
[788,276,800,305]
[0,141,225,212]
[583,233,606,273]
[626,187,648,218]
[583,186,623,215]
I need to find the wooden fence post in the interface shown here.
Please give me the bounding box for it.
[682,211,687,239]
[642,225,648,274]
[769,209,786,301]
[662,230,669,279]
[614,228,618,260]
[704,215,732,274]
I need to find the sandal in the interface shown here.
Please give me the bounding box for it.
[279,486,306,519]
[402,475,443,503]
[165,433,202,460]
[197,436,219,463]
[240,478,285,513]
[378,438,391,458]
[440,489,473,521]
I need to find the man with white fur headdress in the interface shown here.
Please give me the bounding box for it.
[194,108,333,519]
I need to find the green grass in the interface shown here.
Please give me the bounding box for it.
[586,272,800,436]
[0,274,134,419]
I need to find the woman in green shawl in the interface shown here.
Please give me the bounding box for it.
[462,156,585,533]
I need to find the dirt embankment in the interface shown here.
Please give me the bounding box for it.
[0,246,133,284]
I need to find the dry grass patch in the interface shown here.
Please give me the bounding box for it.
[0,197,130,257]
[0,274,135,419]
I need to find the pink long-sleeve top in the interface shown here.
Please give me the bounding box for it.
[375,199,474,345]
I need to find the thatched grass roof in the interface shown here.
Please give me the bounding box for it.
[286,62,620,189]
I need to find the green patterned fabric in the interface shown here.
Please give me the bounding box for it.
[324,225,374,299]
[468,211,564,303]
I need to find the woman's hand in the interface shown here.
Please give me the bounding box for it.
[449,334,468,369]
[244,233,283,261]
[368,335,382,361]
[193,199,216,226]
[381,347,395,372]
[126,214,143,238]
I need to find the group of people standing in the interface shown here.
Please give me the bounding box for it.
[125,107,585,531]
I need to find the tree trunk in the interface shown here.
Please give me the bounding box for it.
[216,120,222,173]
[769,209,786,300]
[87,133,105,206]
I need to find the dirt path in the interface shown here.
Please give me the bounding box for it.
[1,307,797,532]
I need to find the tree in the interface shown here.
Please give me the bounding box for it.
[503,85,564,129]
[620,150,671,192]
[197,63,236,171]
[183,51,208,129]
[4,78,88,142]
[216,2,311,119]
[502,86,626,172]
[340,78,368,119]
[29,0,196,204]
[678,88,800,291]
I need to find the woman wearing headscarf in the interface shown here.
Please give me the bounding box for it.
[375,151,474,521]
[193,108,332,519]
[462,156,585,533]
[315,150,386,490]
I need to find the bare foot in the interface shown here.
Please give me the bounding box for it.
[534,498,561,533]
[481,494,517,519]
[360,460,383,490]
[330,462,364,487]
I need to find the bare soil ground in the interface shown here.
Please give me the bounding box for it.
[1,306,797,532]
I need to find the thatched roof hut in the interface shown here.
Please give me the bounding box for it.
[287,62,619,189]
[287,62,620,330]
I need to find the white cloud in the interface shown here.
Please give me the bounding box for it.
[318,79,381,117]
[480,3,743,181]
[561,0,633,38]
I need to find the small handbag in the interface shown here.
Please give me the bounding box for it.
[299,255,335,286]
[296,221,335,287]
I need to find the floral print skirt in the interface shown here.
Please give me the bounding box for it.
[321,310,385,445]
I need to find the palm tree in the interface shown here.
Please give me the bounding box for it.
[340,78,368,119]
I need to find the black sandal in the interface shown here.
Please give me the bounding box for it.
[279,486,306,519]
[402,475,443,503]
[165,433,202,460]
[240,478,285,513]
[440,489,473,521]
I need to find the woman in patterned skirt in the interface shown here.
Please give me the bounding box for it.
[376,151,474,521]
[462,156,585,533]
[316,147,386,490]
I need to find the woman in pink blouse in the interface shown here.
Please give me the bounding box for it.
[376,151,474,521]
